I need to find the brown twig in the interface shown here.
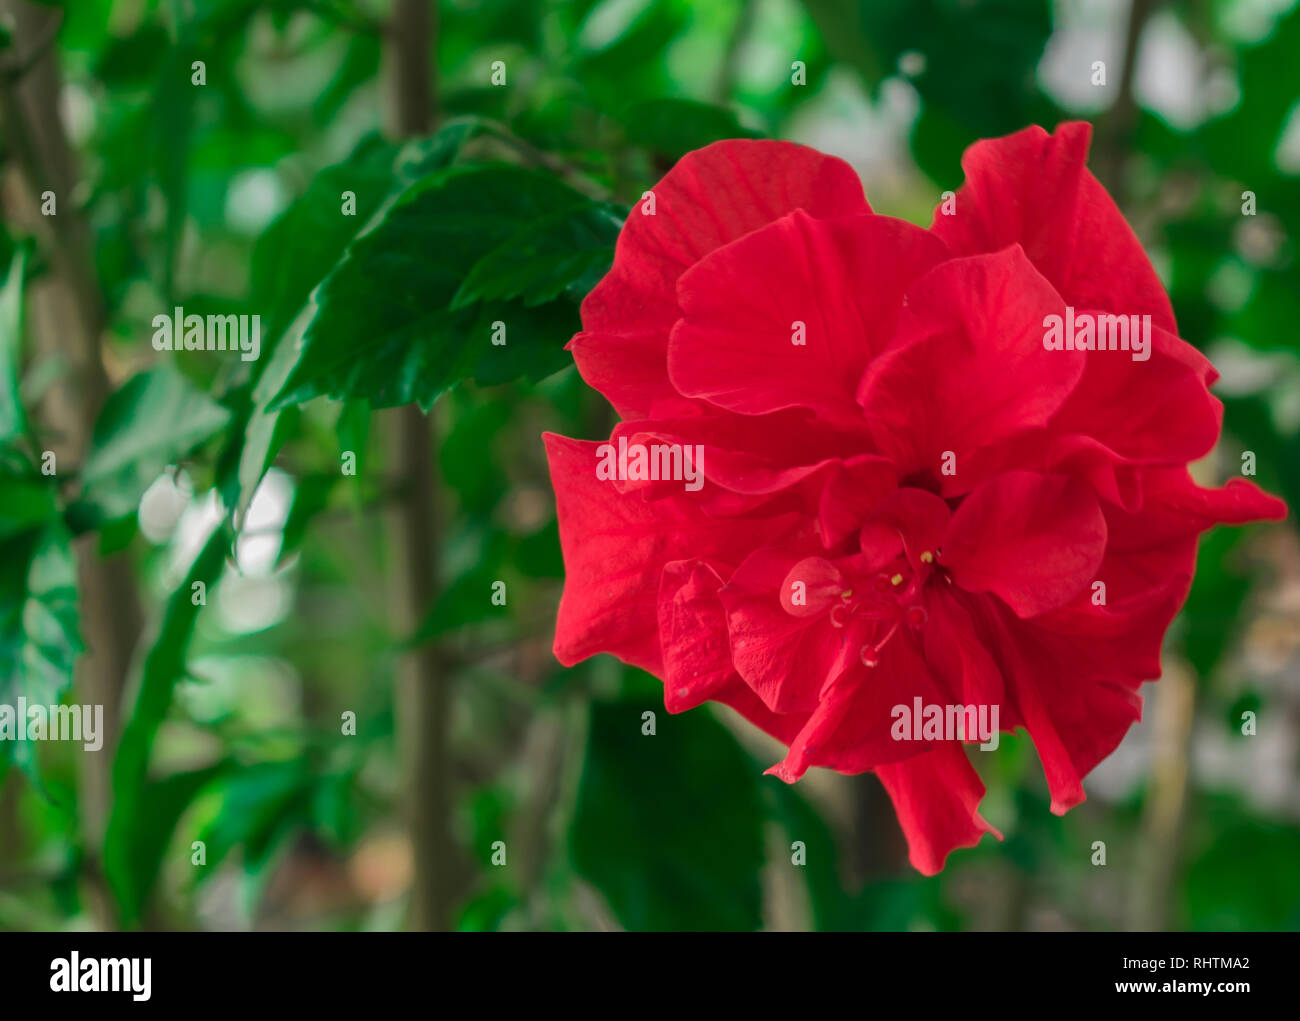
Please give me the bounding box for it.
[383,0,457,933]
[0,0,142,931]
[0,4,61,83]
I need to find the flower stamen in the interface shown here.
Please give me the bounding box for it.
[860,618,901,667]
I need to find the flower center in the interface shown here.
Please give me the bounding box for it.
[828,549,940,668]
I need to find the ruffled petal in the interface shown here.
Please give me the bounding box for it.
[605,411,874,515]
[875,743,1002,875]
[544,433,801,671]
[657,560,736,712]
[856,246,1084,482]
[943,471,1107,618]
[1045,321,1221,466]
[764,630,947,781]
[720,547,868,713]
[981,596,1142,814]
[930,121,1177,335]
[922,588,1007,712]
[1104,469,1286,552]
[572,140,870,419]
[670,212,947,426]
[865,487,952,571]
[818,455,899,549]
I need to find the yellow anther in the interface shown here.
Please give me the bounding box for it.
[841,590,853,600]
[919,550,934,564]
[890,573,903,586]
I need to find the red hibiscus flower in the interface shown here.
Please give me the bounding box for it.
[542,122,1286,874]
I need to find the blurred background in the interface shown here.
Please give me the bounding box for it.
[0,0,1298,932]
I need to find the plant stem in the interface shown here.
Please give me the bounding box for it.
[1094,0,1161,202]
[383,0,455,932]
[0,0,141,929]
[1128,665,1196,930]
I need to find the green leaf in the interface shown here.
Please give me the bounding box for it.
[1180,528,1254,678]
[0,472,58,542]
[409,547,509,643]
[77,367,231,524]
[453,201,622,309]
[619,98,762,160]
[152,45,198,301]
[250,135,402,351]
[335,398,370,468]
[106,763,227,926]
[456,887,517,932]
[0,248,28,442]
[225,122,479,528]
[439,394,513,514]
[226,314,303,530]
[513,519,563,579]
[277,472,335,563]
[1187,796,1300,930]
[0,521,81,783]
[104,525,227,926]
[194,758,313,878]
[1200,7,1300,186]
[572,0,691,110]
[271,163,598,411]
[15,523,81,703]
[570,697,766,931]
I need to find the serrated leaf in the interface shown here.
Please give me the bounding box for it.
[250,135,402,352]
[271,163,597,411]
[453,201,622,309]
[225,121,479,528]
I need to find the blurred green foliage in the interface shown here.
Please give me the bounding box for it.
[0,0,1296,932]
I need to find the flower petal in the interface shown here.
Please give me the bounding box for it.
[572,140,870,419]
[657,560,736,712]
[544,433,801,671]
[942,471,1107,618]
[856,246,1084,482]
[606,411,874,513]
[818,455,899,550]
[720,547,868,713]
[1045,321,1222,466]
[764,630,947,782]
[865,487,952,571]
[875,744,1002,875]
[1104,469,1286,551]
[670,212,948,426]
[982,597,1143,814]
[923,588,1007,711]
[931,121,1177,334]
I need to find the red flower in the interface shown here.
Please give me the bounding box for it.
[543,122,1286,874]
